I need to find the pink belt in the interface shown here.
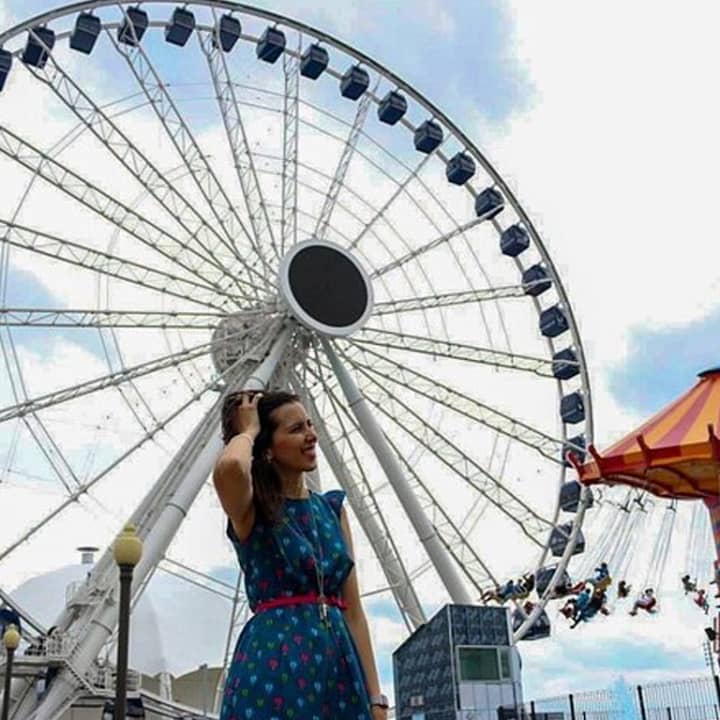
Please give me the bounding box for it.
[254,592,347,614]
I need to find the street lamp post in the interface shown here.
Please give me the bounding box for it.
[2,624,20,720]
[113,524,143,720]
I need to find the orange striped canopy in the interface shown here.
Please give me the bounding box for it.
[572,368,720,499]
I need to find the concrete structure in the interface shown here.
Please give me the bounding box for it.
[7,548,232,717]
[393,604,523,720]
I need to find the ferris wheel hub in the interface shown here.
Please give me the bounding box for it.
[210,311,276,377]
[277,239,374,337]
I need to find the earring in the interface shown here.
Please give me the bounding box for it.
[265,453,273,463]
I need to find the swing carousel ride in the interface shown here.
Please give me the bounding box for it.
[0,1,711,718]
[570,367,720,640]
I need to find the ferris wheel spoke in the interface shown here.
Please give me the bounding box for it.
[0,320,258,424]
[306,358,497,598]
[161,557,239,594]
[95,324,177,434]
[370,217,485,279]
[156,563,236,602]
[347,150,436,252]
[260,175,433,310]
[252,133,440,303]
[333,347,553,545]
[383,432,498,597]
[22,31,269,296]
[199,19,280,265]
[257,196,409,326]
[281,34,301,254]
[291,366,425,630]
[320,338,474,604]
[2,406,77,495]
[250,124,443,336]
[0,325,88,497]
[302,363,424,615]
[0,346,244,565]
[315,78,378,242]
[372,282,538,316]
[354,326,562,377]
[0,219,235,311]
[362,148,514,354]
[0,307,227,330]
[347,340,564,462]
[105,22,272,283]
[0,124,239,295]
[254,153,441,337]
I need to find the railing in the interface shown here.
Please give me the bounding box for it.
[91,664,141,692]
[498,676,720,720]
[22,631,73,658]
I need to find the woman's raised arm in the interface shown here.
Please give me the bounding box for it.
[213,392,261,540]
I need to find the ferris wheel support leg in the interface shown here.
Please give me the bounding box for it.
[19,328,295,720]
[244,325,295,391]
[322,339,473,605]
[291,374,426,630]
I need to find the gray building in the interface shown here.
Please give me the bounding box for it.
[393,604,523,720]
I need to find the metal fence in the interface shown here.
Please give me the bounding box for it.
[499,675,720,720]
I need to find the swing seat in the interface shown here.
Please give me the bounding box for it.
[635,597,657,613]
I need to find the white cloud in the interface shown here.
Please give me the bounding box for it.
[486,1,720,696]
[417,0,456,38]
[489,3,720,377]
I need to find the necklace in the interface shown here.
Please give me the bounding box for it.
[278,495,329,627]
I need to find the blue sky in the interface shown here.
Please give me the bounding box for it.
[2,0,718,710]
[2,0,529,126]
[609,308,720,417]
[1,266,106,358]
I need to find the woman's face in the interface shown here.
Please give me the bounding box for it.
[269,401,318,473]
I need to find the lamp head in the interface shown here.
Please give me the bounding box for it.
[3,623,20,650]
[113,523,143,567]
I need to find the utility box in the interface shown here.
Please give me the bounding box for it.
[393,604,523,720]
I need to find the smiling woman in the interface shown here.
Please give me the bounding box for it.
[214,389,388,719]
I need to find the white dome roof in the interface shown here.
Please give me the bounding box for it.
[10,558,234,677]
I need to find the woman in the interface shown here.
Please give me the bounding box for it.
[213,389,389,720]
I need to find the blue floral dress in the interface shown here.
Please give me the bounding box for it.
[221,489,372,720]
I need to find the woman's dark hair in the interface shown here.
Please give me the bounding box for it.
[221,389,300,526]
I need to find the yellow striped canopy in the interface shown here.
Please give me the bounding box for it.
[573,368,720,499]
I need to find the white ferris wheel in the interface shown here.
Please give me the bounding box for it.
[0,2,595,718]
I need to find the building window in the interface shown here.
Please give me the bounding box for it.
[457,647,513,682]
[458,647,500,681]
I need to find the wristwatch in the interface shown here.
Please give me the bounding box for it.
[370,693,389,709]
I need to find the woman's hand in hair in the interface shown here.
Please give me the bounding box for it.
[234,391,262,439]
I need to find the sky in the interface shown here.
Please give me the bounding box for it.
[0,0,719,713]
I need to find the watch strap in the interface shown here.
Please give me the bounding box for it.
[370,693,389,708]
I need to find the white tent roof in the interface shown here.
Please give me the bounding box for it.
[10,558,236,677]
